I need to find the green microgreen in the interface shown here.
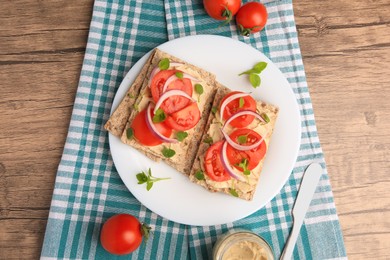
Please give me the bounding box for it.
[211,107,218,115]
[136,168,170,191]
[195,83,204,95]
[236,158,251,175]
[261,113,270,123]
[175,72,183,78]
[237,135,248,144]
[195,83,204,102]
[162,146,176,158]
[239,62,268,88]
[229,188,239,197]
[239,97,245,108]
[176,131,188,142]
[126,128,134,139]
[152,108,166,123]
[158,58,170,70]
[195,170,205,180]
[203,136,213,145]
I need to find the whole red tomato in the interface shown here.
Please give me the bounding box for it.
[100,214,151,255]
[236,2,268,36]
[203,0,241,23]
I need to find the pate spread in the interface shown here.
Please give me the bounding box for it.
[222,240,268,260]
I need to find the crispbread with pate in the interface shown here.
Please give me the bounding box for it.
[189,84,279,201]
[104,51,155,137]
[118,48,219,175]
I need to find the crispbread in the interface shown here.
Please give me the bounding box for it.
[118,48,219,175]
[104,50,156,137]
[189,84,279,201]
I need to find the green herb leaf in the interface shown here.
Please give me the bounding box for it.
[126,128,134,140]
[136,168,170,191]
[239,62,268,75]
[175,72,183,78]
[253,62,267,73]
[211,107,218,115]
[195,84,204,95]
[238,61,268,88]
[133,103,139,111]
[229,188,239,197]
[162,146,176,158]
[249,73,261,88]
[128,93,134,98]
[152,108,167,123]
[136,173,148,184]
[146,182,153,191]
[237,158,250,175]
[195,170,205,180]
[239,97,245,108]
[261,113,270,123]
[203,136,213,145]
[237,135,247,144]
[159,58,170,70]
[176,131,188,142]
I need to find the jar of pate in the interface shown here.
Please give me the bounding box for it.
[213,229,274,260]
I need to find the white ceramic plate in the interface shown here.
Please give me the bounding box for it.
[109,35,301,226]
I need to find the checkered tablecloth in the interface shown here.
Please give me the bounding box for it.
[41,0,347,259]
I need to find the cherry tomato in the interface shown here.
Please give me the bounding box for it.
[220,91,257,128]
[236,2,268,36]
[204,141,231,182]
[131,109,173,146]
[100,214,150,255]
[165,102,201,131]
[203,0,241,22]
[226,129,266,171]
[150,69,193,114]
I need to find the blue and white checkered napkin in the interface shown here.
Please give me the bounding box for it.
[41,0,347,259]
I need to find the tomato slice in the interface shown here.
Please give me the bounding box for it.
[131,109,173,146]
[204,141,231,182]
[220,91,257,128]
[150,69,193,114]
[226,129,266,171]
[165,102,201,131]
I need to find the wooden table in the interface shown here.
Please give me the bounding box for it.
[1,1,389,259]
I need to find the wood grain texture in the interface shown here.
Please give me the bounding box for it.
[0,0,389,259]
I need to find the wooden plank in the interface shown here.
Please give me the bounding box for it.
[295,0,390,259]
[0,1,94,258]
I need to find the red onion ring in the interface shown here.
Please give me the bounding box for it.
[162,73,200,93]
[147,62,184,87]
[221,110,266,151]
[145,103,178,143]
[220,141,245,181]
[154,89,195,114]
[220,92,250,120]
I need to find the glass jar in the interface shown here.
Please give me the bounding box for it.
[213,229,274,260]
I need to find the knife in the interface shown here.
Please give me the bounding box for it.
[280,163,323,260]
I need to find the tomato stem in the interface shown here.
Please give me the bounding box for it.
[141,223,152,242]
[238,24,265,37]
[220,5,233,26]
